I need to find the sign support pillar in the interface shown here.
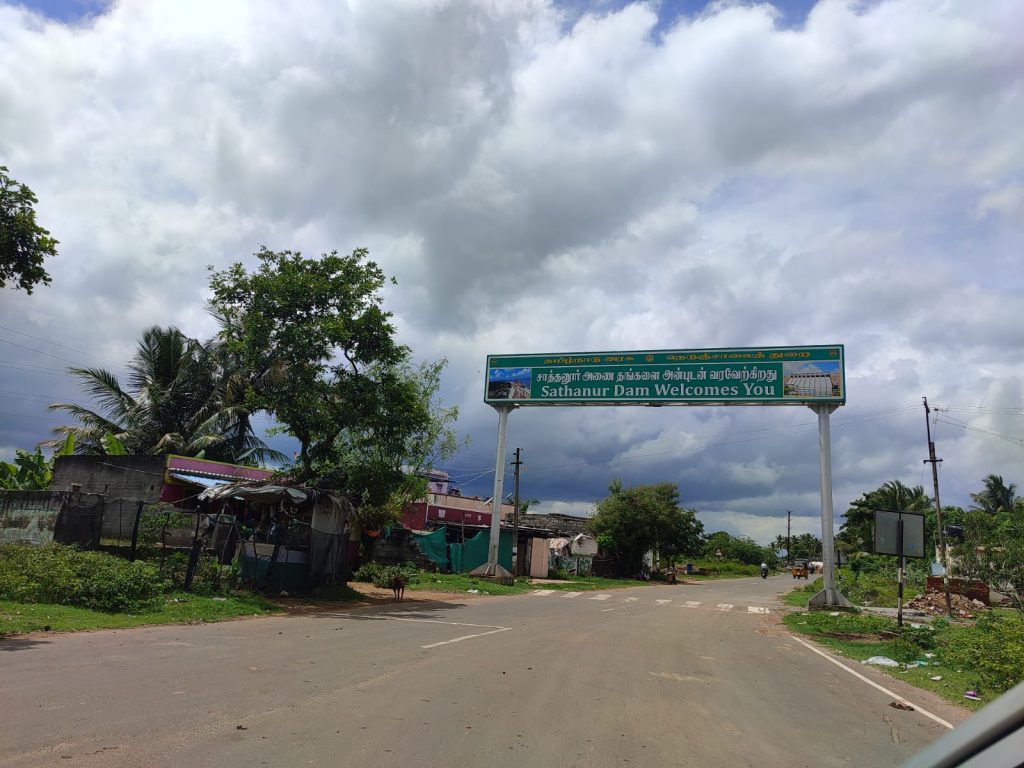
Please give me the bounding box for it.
[469,404,514,583]
[808,404,852,610]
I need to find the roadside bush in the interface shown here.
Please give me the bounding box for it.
[353,561,419,588]
[0,543,165,612]
[353,562,385,584]
[942,612,1024,695]
[898,624,937,651]
[548,567,571,580]
[695,560,759,577]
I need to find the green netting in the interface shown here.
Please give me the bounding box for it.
[412,527,449,569]
[452,529,513,572]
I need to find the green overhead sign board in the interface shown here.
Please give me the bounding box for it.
[485,345,845,406]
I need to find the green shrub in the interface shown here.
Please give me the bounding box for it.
[548,568,571,580]
[695,560,760,576]
[898,624,937,651]
[942,613,1024,695]
[0,543,165,612]
[353,561,419,588]
[353,562,385,584]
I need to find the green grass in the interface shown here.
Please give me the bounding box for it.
[0,592,279,637]
[783,611,1008,711]
[687,560,764,578]
[406,572,651,596]
[408,573,534,595]
[784,568,929,609]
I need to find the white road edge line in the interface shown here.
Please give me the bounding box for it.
[421,627,511,649]
[788,634,953,730]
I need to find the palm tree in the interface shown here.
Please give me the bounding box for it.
[48,325,283,464]
[970,474,1018,515]
[842,480,930,553]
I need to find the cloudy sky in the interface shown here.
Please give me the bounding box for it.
[2,0,1022,543]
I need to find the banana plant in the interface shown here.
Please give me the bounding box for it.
[0,433,74,490]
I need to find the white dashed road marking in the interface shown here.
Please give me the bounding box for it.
[601,608,615,612]
[747,606,769,614]
[685,601,702,608]
[656,599,672,605]
[716,603,734,611]
[562,591,582,598]
[530,590,555,596]
[331,614,511,650]
[624,597,639,603]
[588,594,611,601]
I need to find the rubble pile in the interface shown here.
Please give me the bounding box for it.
[905,592,987,618]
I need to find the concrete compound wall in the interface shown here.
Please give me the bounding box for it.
[51,455,168,539]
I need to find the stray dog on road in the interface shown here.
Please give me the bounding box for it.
[390,574,406,601]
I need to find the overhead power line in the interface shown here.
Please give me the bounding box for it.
[0,323,124,367]
[511,404,920,474]
[0,360,69,375]
[934,414,1024,448]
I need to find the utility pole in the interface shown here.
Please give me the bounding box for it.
[786,510,792,566]
[923,397,953,618]
[511,448,523,577]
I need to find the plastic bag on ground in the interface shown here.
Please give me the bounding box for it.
[863,656,901,667]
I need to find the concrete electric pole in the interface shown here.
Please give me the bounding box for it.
[923,397,953,618]
[511,447,522,577]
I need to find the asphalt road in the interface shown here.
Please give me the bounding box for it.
[0,575,969,768]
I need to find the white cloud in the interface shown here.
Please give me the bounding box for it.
[1,0,1023,539]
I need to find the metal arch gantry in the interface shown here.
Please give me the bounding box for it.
[807,403,853,609]
[475,400,851,608]
[467,404,515,581]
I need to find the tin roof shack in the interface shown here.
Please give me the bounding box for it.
[548,533,599,577]
[520,512,590,537]
[198,482,353,592]
[50,454,273,543]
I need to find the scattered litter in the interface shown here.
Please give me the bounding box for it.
[236,725,248,730]
[924,652,936,658]
[964,691,981,701]
[212,597,227,602]
[904,661,926,669]
[889,702,914,711]
[798,621,807,624]
[930,676,943,681]
[905,592,986,617]
[829,612,840,616]
[466,589,480,594]
[864,656,901,668]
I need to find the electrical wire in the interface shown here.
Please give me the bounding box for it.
[0,360,68,375]
[0,336,91,367]
[935,405,1024,416]
[520,404,920,473]
[0,323,124,367]
[934,414,1024,448]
